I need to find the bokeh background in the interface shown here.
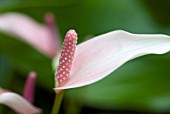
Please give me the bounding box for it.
[0,0,170,114]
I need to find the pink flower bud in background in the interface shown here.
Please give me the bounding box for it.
[45,12,62,56]
[23,71,36,104]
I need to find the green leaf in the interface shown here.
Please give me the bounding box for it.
[0,33,53,89]
[0,54,13,87]
[0,0,75,12]
[55,0,157,43]
[66,54,170,113]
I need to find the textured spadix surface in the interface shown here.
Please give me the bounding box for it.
[54,30,170,90]
[56,30,77,87]
[0,92,42,114]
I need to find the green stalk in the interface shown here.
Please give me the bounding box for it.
[51,91,64,114]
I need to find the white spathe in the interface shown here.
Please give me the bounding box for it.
[54,30,170,90]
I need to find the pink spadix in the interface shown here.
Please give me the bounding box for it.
[56,30,78,87]
[23,72,36,104]
[44,12,61,55]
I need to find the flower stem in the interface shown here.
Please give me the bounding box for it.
[51,91,64,114]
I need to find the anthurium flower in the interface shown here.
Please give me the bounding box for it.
[23,71,37,104]
[0,12,60,57]
[0,92,41,114]
[0,72,41,114]
[54,30,170,91]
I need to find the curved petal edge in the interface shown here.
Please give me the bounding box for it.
[0,12,58,57]
[0,92,42,114]
[54,30,170,90]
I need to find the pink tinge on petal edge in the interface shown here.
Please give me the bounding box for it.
[0,88,9,94]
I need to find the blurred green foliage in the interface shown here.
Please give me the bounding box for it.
[0,0,170,114]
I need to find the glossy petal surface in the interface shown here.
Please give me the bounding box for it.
[55,30,170,90]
